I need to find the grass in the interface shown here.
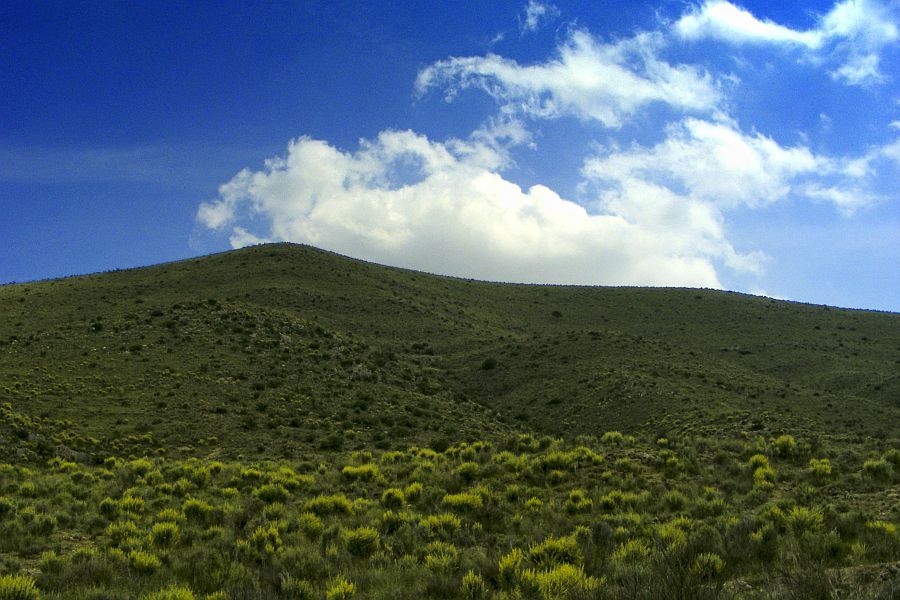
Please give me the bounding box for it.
[0,242,897,597]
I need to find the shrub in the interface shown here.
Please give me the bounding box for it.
[305,494,353,516]
[404,482,424,501]
[611,539,651,564]
[106,520,140,546]
[455,462,479,483]
[498,548,524,588]
[98,497,119,519]
[0,574,40,600]
[120,495,145,514]
[150,521,180,547]
[254,483,290,504]
[381,488,405,508]
[281,575,315,599]
[528,535,582,569]
[442,492,483,511]
[342,526,380,557]
[786,506,824,535]
[562,489,593,513]
[129,550,162,574]
[772,435,797,458]
[424,541,459,573]
[753,465,777,489]
[182,498,217,524]
[325,577,357,600]
[526,497,544,511]
[663,490,689,511]
[748,454,769,469]
[808,458,832,478]
[460,570,489,600]
[601,431,624,445]
[341,464,381,481]
[691,552,725,580]
[419,513,461,538]
[126,458,154,477]
[298,512,324,539]
[520,563,603,599]
[862,458,893,479]
[155,508,183,523]
[141,586,196,600]
[248,524,282,555]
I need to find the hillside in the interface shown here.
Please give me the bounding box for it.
[1,243,899,599]
[1,243,897,462]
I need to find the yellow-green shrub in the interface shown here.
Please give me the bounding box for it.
[520,563,603,599]
[325,577,356,600]
[0,574,40,600]
[341,526,380,557]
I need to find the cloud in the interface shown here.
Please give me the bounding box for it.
[196,127,756,288]
[521,1,560,33]
[583,118,824,209]
[582,117,882,242]
[674,0,899,85]
[416,29,722,127]
[674,1,823,47]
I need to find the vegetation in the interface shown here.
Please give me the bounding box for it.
[0,243,897,597]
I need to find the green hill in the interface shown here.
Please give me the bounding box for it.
[1,243,897,461]
[0,243,897,599]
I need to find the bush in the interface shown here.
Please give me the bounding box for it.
[442,492,483,511]
[298,511,324,539]
[455,462,479,483]
[141,586,196,600]
[254,483,290,503]
[611,539,651,564]
[381,488,405,508]
[150,521,180,547]
[520,563,603,598]
[498,548,524,588]
[182,498,219,524]
[808,458,832,478]
[863,458,893,479]
[342,526,380,557]
[424,541,459,573]
[460,570,489,600]
[305,494,353,516]
[601,431,624,445]
[562,489,593,513]
[786,506,824,535]
[528,535,582,569]
[325,577,356,600]
[341,464,381,481]
[419,513,461,538]
[0,574,40,600]
[691,552,725,580]
[772,435,797,458]
[281,575,315,599]
[129,550,162,574]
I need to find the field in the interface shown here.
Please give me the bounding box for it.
[0,243,897,598]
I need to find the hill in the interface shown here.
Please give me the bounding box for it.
[1,243,897,461]
[0,243,897,599]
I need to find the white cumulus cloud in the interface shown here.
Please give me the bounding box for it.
[674,0,899,85]
[416,29,722,127]
[196,127,752,288]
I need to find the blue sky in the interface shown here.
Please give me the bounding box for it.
[2,1,898,311]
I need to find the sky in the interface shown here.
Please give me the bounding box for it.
[1,0,898,312]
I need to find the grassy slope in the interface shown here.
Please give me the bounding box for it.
[0,242,897,461]
[1,243,898,599]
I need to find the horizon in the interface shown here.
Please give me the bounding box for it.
[2,0,898,311]
[2,240,897,315]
